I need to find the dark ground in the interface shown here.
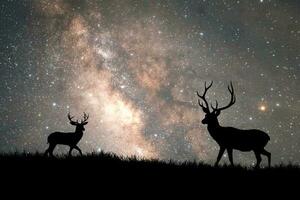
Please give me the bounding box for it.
[1,151,299,176]
[1,151,299,194]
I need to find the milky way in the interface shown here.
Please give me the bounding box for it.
[0,0,299,165]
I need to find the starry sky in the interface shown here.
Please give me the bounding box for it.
[0,0,299,165]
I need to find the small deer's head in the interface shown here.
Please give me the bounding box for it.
[197,81,236,126]
[68,112,89,132]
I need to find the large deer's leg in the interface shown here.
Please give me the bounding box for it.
[215,147,225,166]
[68,147,74,156]
[74,146,83,156]
[227,148,234,166]
[261,149,271,167]
[254,151,262,168]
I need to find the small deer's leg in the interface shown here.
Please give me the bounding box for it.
[68,147,74,156]
[215,147,225,166]
[74,146,82,156]
[261,149,271,167]
[44,149,49,156]
[227,148,234,166]
[44,145,50,156]
[254,151,262,169]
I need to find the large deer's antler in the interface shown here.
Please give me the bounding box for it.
[196,81,213,114]
[211,81,236,112]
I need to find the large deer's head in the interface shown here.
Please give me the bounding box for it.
[196,81,236,125]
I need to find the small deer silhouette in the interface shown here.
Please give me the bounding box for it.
[197,81,271,168]
[44,112,89,157]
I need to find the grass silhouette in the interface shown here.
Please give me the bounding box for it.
[0,152,297,195]
[1,151,299,192]
[1,151,299,177]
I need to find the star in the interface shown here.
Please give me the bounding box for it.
[259,105,267,112]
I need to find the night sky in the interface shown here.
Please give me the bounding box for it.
[0,0,299,165]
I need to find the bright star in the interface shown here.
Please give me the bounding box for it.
[259,105,266,112]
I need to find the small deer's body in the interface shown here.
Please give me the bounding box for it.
[44,113,89,157]
[47,131,83,146]
[197,81,271,168]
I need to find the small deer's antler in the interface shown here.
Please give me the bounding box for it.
[197,81,213,113]
[81,112,89,124]
[68,113,78,125]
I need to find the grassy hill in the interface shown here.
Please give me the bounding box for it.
[1,151,299,177]
[1,151,299,192]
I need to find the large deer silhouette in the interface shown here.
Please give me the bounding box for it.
[197,81,271,168]
[44,112,89,157]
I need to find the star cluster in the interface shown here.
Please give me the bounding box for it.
[0,0,299,165]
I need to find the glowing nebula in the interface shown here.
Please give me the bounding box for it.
[30,1,210,160]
